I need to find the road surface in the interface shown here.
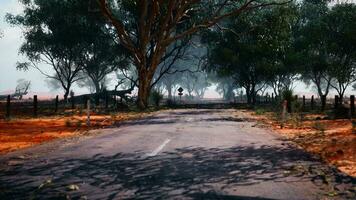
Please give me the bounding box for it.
[0,109,355,199]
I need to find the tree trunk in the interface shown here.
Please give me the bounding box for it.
[94,81,101,94]
[137,75,151,110]
[64,89,70,102]
[167,85,172,100]
[244,85,252,104]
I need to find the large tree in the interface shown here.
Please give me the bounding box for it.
[97,0,286,109]
[78,19,130,94]
[325,3,356,103]
[7,0,94,100]
[206,3,296,104]
[297,0,332,106]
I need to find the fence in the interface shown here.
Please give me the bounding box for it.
[1,93,356,119]
[0,94,129,119]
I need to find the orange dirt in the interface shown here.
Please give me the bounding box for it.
[245,110,356,177]
[0,112,148,154]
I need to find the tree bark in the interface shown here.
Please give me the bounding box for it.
[137,74,151,110]
[64,88,70,101]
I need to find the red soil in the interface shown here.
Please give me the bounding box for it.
[247,110,356,177]
[0,113,147,154]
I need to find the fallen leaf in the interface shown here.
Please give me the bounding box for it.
[67,184,80,191]
[38,179,52,189]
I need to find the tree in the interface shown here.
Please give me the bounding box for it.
[77,13,130,94]
[7,0,96,100]
[206,4,296,104]
[180,71,210,99]
[14,79,31,100]
[324,3,356,103]
[0,79,32,100]
[297,0,332,106]
[210,73,237,101]
[97,0,287,109]
[262,4,299,97]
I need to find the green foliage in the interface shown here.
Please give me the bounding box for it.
[205,2,298,104]
[255,108,266,115]
[281,89,294,103]
[150,90,163,107]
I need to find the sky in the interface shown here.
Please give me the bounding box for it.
[0,0,354,99]
[0,0,57,96]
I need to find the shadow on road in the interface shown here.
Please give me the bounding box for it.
[1,145,355,199]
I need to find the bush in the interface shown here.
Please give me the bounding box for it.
[166,99,177,108]
[281,89,294,104]
[150,90,163,107]
[281,89,301,113]
[255,108,266,115]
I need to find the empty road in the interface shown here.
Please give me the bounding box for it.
[0,109,355,199]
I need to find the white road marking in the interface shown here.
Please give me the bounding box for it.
[146,139,171,157]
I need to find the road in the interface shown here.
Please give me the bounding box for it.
[0,109,355,200]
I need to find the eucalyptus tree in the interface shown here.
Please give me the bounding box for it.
[78,17,130,94]
[180,71,210,99]
[296,0,332,103]
[97,0,288,109]
[324,3,356,103]
[262,3,300,97]
[209,72,237,101]
[206,3,296,104]
[7,0,92,100]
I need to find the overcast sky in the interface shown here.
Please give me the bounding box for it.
[0,0,354,99]
[0,0,56,95]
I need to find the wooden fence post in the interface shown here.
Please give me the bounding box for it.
[334,95,339,109]
[86,99,91,126]
[321,95,326,111]
[71,96,75,110]
[302,95,306,110]
[281,100,287,128]
[6,95,10,119]
[34,95,38,117]
[55,95,59,113]
[311,95,314,110]
[84,96,87,108]
[105,93,109,109]
[350,95,355,117]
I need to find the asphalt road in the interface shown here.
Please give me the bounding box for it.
[0,109,355,200]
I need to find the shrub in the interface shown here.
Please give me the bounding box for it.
[255,108,266,115]
[281,89,294,104]
[150,90,163,107]
[166,99,177,108]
